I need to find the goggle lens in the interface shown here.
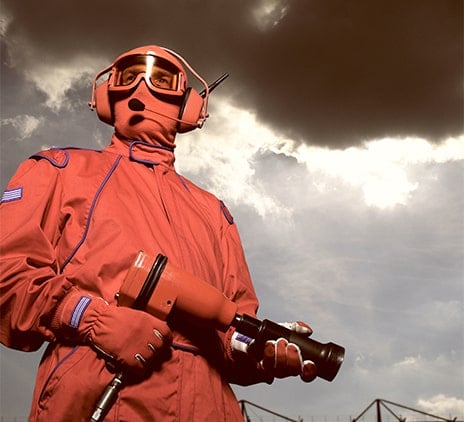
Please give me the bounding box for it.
[112,55,181,92]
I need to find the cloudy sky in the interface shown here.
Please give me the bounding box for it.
[1,0,463,420]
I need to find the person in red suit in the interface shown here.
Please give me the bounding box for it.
[0,44,316,421]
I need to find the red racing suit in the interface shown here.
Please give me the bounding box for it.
[0,135,265,421]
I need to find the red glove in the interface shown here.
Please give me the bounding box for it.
[260,321,317,383]
[51,288,172,376]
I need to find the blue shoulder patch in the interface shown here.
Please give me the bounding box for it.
[1,187,23,203]
[31,148,70,168]
[220,200,234,225]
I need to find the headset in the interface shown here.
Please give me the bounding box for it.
[89,45,210,133]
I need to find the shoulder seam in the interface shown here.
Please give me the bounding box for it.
[31,149,69,168]
[30,147,103,168]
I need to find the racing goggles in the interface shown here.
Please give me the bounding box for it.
[109,54,185,96]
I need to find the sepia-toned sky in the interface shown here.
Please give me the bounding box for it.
[1,0,463,420]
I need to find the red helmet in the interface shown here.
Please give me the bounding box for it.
[89,45,208,133]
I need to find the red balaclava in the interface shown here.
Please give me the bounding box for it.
[113,81,180,148]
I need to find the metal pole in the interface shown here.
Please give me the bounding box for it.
[376,399,382,422]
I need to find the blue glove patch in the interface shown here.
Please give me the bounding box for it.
[70,296,91,329]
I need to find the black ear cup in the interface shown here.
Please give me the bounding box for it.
[177,87,205,133]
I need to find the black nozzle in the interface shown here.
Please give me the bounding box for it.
[287,330,345,382]
[232,314,345,382]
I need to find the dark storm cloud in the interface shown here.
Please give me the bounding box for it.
[2,0,462,147]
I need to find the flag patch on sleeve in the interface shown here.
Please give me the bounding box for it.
[1,187,23,203]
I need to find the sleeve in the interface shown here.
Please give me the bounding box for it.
[0,157,73,351]
[218,203,270,385]
[221,223,259,319]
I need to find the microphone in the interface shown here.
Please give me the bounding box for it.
[128,98,196,127]
[128,98,145,111]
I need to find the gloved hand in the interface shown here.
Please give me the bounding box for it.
[231,321,317,383]
[51,288,172,376]
[260,321,317,382]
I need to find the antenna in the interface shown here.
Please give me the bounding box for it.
[199,73,229,98]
